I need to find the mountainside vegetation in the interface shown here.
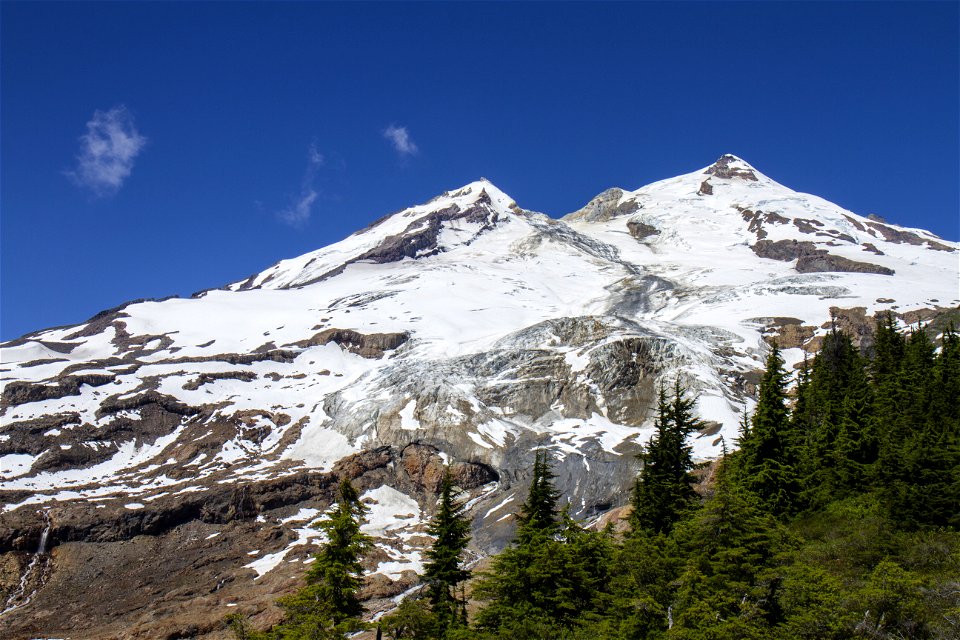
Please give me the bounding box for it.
[231,318,960,639]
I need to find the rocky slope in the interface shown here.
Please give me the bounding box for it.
[1,155,957,639]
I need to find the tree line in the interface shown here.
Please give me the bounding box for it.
[230,317,960,639]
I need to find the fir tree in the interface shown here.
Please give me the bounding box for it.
[273,477,371,639]
[797,329,875,508]
[516,448,560,542]
[630,379,700,535]
[670,459,791,638]
[887,324,960,528]
[473,449,617,634]
[422,469,472,635]
[735,344,799,516]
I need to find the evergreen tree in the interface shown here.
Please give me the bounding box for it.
[796,329,875,508]
[630,379,700,535]
[887,324,960,528]
[669,459,792,639]
[516,448,560,541]
[735,344,799,516]
[422,469,472,635]
[272,478,371,639]
[473,449,616,635]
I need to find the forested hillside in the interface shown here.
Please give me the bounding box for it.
[230,317,960,639]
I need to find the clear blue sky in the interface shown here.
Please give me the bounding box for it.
[2,2,958,341]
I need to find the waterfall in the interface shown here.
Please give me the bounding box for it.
[0,510,52,617]
[36,524,50,555]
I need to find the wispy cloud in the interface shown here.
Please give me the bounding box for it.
[383,125,418,157]
[67,105,147,196]
[278,143,324,227]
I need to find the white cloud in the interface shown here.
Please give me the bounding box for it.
[67,105,146,196]
[277,144,325,227]
[308,143,325,166]
[278,188,318,227]
[383,125,418,156]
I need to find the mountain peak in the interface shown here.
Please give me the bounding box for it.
[704,154,759,181]
[443,178,516,212]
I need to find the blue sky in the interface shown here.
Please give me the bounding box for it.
[2,2,958,341]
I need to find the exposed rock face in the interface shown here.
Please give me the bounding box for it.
[1,373,115,409]
[751,239,895,275]
[566,188,641,222]
[704,154,758,181]
[627,219,661,240]
[287,328,410,358]
[697,180,713,196]
[865,220,956,252]
[753,317,818,349]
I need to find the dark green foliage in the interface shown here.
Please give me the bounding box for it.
[472,451,614,637]
[735,344,800,516]
[422,469,472,635]
[881,324,960,529]
[669,460,794,637]
[515,449,560,540]
[380,597,438,640]
[460,322,959,639]
[793,328,877,509]
[630,380,701,535]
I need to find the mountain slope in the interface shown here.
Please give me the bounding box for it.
[1,156,956,639]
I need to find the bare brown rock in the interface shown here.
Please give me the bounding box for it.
[1,373,115,409]
[182,371,257,391]
[866,220,956,252]
[704,154,758,181]
[566,188,641,222]
[286,328,409,359]
[626,220,660,240]
[751,239,894,275]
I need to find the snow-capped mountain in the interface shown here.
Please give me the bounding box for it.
[1,155,957,639]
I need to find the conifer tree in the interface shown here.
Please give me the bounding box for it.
[273,477,371,639]
[735,344,799,516]
[797,329,875,508]
[422,469,471,634]
[516,448,560,542]
[630,379,700,535]
[887,324,960,528]
[670,458,790,638]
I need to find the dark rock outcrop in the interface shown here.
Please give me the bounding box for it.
[704,154,758,181]
[567,188,641,222]
[1,373,115,409]
[287,328,409,358]
[626,220,660,241]
[751,239,894,275]
[865,220,955,252]
[182,371,257,391]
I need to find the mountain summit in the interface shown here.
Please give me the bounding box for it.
[1,156,957,638]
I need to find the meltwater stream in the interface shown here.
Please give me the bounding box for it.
[0,510,52,617]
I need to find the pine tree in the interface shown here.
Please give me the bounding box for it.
[273,477,371,639]
[630,379,700,535]
[422,469,471,635]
